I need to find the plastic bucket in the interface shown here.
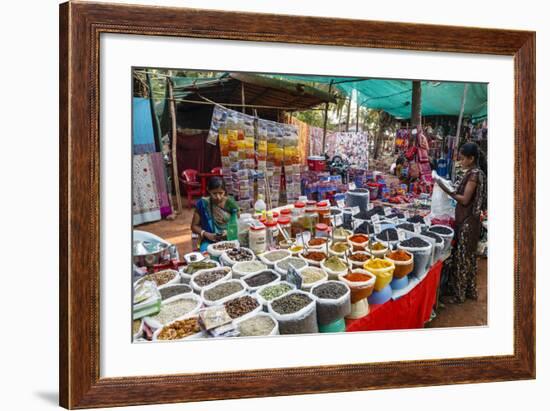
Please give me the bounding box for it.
[428,225,454,254]
[398,241,432,278]
[319,318,347,333]
[368,284,392,305]
[385,250,414,279]
[390,275,409,290]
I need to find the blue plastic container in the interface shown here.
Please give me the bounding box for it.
[368,284,392,305]
[390,275,409,290]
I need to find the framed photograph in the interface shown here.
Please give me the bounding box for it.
[59,1,535,409]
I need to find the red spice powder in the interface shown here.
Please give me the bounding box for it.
[349,234,369,243]
[387,249,412,261]
[344,272,372,282]
[308,238,327,246]
[303,251,327,261]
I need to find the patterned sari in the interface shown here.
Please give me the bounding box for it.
[195,196,239,251]
[444,167,486,302]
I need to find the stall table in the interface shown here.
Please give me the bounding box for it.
[345,260,443,332]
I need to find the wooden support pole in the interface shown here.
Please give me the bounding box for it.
[321,81,334,153]
[346,95,352,132]
[411,80,422,129]
[241,82,246,114]
[356,97,360,132]
[167,78,183,214]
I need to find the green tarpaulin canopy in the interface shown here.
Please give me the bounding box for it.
[266,74,487,119]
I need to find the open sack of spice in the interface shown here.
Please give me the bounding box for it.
[268,290,318,335]
[311,281,351,326]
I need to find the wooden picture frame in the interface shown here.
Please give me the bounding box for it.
[59,1,535,408]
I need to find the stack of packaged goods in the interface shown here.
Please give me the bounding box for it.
[283,125,302,203]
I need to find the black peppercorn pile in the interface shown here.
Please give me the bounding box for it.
[400,237,430,248]
[355,221,374,235]
[407,215,425,224]
[312,282,348,299]
[271,293,312,315]
[421,230,443,244]
[377,228,398,242]
[429,226,453,235]
[396,223,415,232]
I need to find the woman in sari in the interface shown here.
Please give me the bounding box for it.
[437,142,486,303]
[191,176,239,252]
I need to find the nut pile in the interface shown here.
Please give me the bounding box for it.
[225,248,254,262]
[224,296,259,319]
[142,270,176,286]
[157,317,201,340]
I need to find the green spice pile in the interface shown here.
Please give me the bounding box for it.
[194,269,228,287]
[224,296,259,319]
[276,257,307,271]
[300,267,326,284]
[184,261,217,275]
[263,250,290,262]
[323,256,347,272]
[233,260,266,273]
[238,315,276,336]
[271,293,312,315]
[259,283,293,301]
[203,281,243,301]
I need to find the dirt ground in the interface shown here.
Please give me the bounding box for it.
[136,198,487,329]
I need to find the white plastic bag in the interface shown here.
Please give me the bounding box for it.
[431,183,455,218]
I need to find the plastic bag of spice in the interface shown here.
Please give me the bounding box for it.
[242,269,281,292]
[384,249,414,279]
[268,290,318,334]
[190,267,232,293]
[256,281,296,311]
[200,279,247,306]
[311,281,351,326]
[236,312,279,336]
[397,236,432,278]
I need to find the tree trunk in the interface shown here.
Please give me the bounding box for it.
[411,80,422,128]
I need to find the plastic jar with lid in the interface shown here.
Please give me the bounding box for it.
[264,221,279,251]
[317,201,331,225]
[238,213,254,247]
[315,223,330,238]
[277,216,291,243]
[280,208,292,217]
[291,201,306,237]
[302,206,319,234]
[249,224,267,255]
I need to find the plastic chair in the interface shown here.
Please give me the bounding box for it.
[179,169,202,208]
[211,167,222,175]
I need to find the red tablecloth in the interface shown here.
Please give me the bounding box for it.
[345,260,443,332]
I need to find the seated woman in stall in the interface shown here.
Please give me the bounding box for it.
[191,176,240,252]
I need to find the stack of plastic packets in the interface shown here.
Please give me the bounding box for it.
[283,124,302,203]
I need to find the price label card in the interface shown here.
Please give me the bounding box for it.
[348,182,356,190]
[367,203,374,211]
[351,206,360,215]
[414,223,421,234]
[374,223,382,234]
[371,214,380,223]
[424,215,432,226]
[398,230,407,242]
[336,199,345,209]
[335,215,343,226]
[286,265,303,290]
[404,210,410,219]
[384,207,392,216]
